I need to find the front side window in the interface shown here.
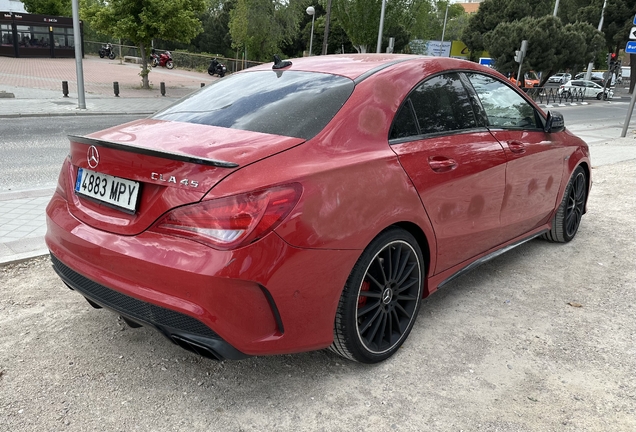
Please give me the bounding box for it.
[466,73,539,129]
[390,72,477,140]
[154,71,354,140]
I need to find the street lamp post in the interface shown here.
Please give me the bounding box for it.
[306,6,315,56]
[377,0,387,53]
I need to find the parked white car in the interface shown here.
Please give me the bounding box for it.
[558,80,613,100]
[548,73,571,84]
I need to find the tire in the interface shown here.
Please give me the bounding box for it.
[152,58,158,68]
[108,52,115,60]
[166,60,174,69]
[330,228,424,363]
[219,70,225,77]
[596,92,603,100]
[99,52,104,58]
[543,166,587,243]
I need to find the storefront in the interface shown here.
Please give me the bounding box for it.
[0,11,82,58]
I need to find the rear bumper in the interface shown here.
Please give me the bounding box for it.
[51,254,248,360]
[45,192,361,357]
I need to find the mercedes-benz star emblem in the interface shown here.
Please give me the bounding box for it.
[87,145,100,169]
[382,288,393,305]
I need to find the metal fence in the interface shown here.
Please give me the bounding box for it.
[83,41,263,73]
[523,87,588,105]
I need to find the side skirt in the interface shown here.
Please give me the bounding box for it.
[436,229,549,290]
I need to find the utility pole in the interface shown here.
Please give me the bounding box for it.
[322,0,332,55]
[71,0,85,109]
[585,0,608,81]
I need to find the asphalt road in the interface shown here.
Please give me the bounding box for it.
[0,115,145,192]
[0,101,632,193]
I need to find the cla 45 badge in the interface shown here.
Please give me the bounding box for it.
[151,172,199,188]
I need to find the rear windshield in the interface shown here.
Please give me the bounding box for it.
[153,70,355,140]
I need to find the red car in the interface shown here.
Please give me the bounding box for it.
[46,54,591,364]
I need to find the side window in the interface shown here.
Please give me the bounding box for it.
[390,100,419,140]
[409,73,477,135]
[466,73,539,129]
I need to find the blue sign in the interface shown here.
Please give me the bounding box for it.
[633,14,636,25]
[479,57,494,68]
[627,41,636,54]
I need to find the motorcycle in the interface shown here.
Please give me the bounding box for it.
[150,49,174,69]
[208,58,226,77]
[98,43,115,60]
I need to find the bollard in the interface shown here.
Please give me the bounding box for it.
[113,81,120,97]
[160,82,166,96]
[62,81,69,97]
[201,83,205,87]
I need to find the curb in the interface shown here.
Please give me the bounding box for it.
[0,111,156,119]
[0,248,49,267]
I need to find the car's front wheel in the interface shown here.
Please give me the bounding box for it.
[330,228,424,363]
[543,166,587,243]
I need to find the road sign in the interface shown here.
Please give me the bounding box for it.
[626,41,636,54]
[631,27,636,40]
[633,14,636,25]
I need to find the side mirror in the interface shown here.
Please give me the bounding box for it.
[544,110,565,133]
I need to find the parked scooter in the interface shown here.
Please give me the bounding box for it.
[208,58,226,77]
[98,43,115,60]
[150,49,174,69]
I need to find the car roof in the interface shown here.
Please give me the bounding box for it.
[243,54,494,81]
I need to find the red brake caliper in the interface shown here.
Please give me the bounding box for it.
[358,280,370,308]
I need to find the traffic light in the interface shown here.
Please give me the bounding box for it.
[514,50,522,63]
[608,52,617,70]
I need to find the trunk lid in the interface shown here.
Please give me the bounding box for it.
[65,119,304,235]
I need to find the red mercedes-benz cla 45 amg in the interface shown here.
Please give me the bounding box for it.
[46,54,591,363]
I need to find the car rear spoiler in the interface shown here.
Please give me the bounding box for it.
[68,135,239,168]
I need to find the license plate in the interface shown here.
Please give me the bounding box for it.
[75,168,140,213]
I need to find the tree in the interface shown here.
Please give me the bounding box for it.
[22,0,72,16]
[462,0,605,84]
[331,0,381,53]
[331,0,420,53]
[228,0,302,62]
[410,0,466,41]
[81,0,206,89]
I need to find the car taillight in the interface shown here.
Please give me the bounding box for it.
[150,183,302,250]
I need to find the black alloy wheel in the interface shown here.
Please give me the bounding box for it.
[330,228,423,363]
[543,166,587,243]
[564,169,586,238]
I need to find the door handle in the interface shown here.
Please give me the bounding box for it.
[428,156,458,173]
[508,140,526,154]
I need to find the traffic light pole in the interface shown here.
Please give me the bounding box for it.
[514,40,528,86]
